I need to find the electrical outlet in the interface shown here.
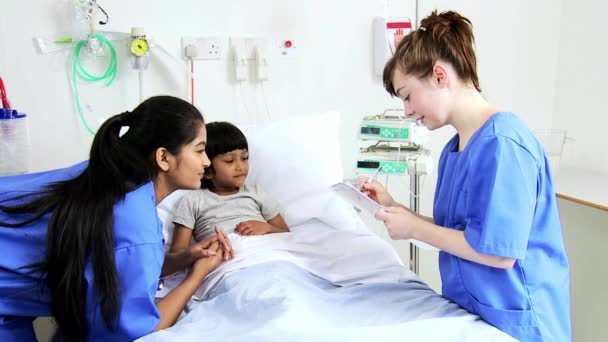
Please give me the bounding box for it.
[182,36,224,60]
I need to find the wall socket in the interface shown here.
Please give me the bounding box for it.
[182,36,224,60]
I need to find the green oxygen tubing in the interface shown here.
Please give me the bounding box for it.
[72,33,117,135]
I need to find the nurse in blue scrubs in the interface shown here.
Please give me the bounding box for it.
[362,11,571,342]
[0,96,233,341]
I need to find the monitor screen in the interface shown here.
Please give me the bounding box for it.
[357,161,381,169]
[360,127,381,134]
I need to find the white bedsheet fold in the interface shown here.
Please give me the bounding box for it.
[157,219,416,300]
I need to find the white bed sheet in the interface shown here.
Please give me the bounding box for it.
[145,220,515,342]
[158,218,413,300]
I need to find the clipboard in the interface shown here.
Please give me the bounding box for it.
[330,181,384,215]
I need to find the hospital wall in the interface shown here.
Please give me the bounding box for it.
[553,1,608,341]
[0,0,561,176]
[2,0,604,341]
[553,0,608,174]
[2,0,419,173]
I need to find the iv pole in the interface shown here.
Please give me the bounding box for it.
[361,108,427,274]
[408,163,420,274]
[408,0,422,275]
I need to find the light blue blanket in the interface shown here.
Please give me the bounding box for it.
[140,261,514,341]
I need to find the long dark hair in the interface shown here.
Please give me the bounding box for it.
[200,121,248,189]
[0,95,204,341]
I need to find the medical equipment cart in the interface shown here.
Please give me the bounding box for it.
[357,109,433,274]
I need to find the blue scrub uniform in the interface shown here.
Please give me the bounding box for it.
[0,162,164,341]
[434,113,571,341]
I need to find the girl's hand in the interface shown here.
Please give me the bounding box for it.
[235,221,272,236]
[214,226,235,260]
[375,206,420,240]
[359,178,396,207]
[189,241,224,277]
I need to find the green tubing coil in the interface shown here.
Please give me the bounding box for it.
[72,33,117,135]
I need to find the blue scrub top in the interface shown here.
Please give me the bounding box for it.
[434,113,571,341]
[0,162,163,341]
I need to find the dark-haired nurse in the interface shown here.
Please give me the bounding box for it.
[0,96,233,341]
[361,10,571,342]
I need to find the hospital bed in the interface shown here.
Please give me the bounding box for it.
[139,112,516,342]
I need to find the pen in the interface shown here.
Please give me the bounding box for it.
[366,166,383,184]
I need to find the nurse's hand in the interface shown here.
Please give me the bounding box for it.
[187,236,218,262]
[190,241,224,278]
[375,206,419,240]
[187,235,220,262]
[359,178,396,207]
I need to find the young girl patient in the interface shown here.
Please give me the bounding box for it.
[170,121,289,255]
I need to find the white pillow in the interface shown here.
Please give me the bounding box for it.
[244,111,363,231]
[244,111,343,205]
